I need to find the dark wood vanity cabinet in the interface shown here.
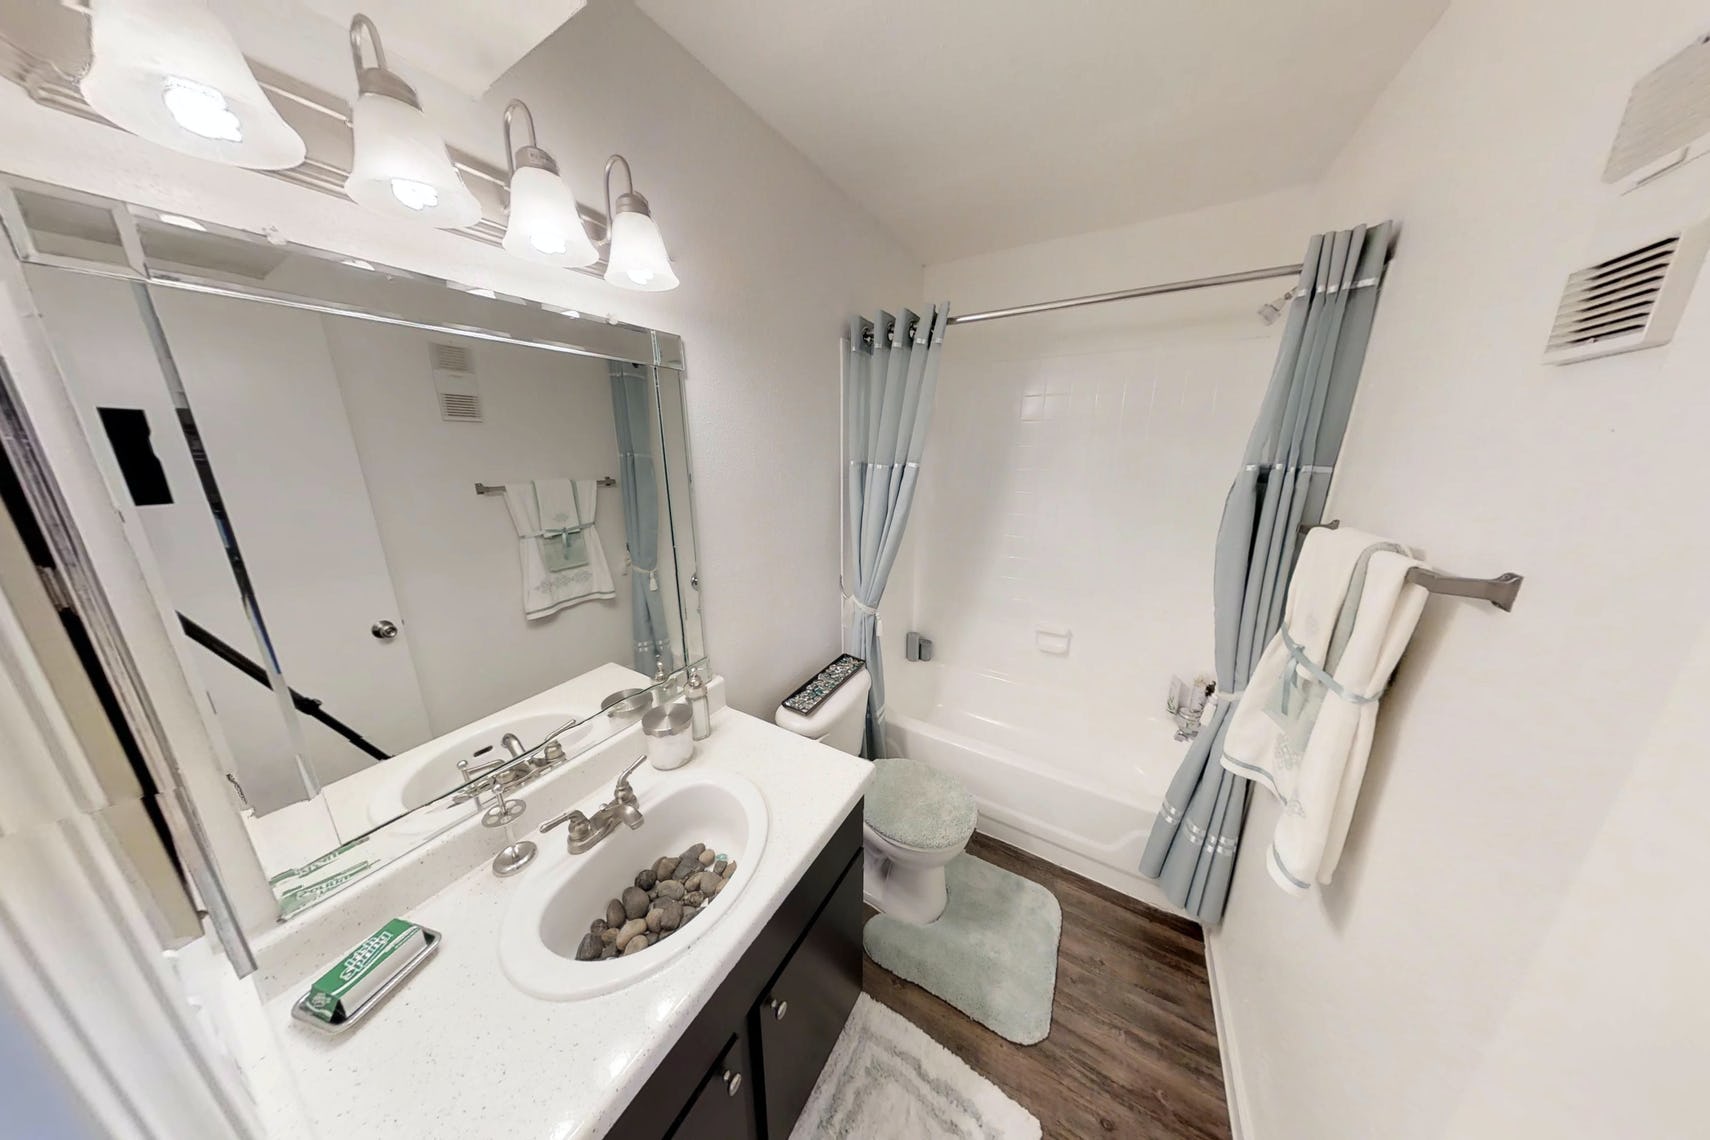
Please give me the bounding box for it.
[671,1029,759,1140]
[755,851,863,1139]
[609,802,864,1140]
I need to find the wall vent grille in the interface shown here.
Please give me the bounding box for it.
[430,343,482,422]
[1605,33,1710,186]
[1544,225,1710,364]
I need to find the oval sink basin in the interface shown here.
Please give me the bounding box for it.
[499,771,768,1001]
[368,712,592,826]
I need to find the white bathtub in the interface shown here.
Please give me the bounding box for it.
[884,661,1190,905]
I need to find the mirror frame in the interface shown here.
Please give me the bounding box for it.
[0,173,709,957]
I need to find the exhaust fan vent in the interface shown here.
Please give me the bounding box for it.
[1544,225,1710,364]
[430,343,482,422]
[1605,33,1710,187]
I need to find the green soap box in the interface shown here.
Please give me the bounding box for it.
[300,919,429,1025]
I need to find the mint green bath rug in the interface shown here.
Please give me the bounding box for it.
[863,854,1062,1045]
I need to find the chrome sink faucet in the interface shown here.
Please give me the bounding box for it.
[540,756,647,854]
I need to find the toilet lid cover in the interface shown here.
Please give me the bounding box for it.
[866,757,978,851]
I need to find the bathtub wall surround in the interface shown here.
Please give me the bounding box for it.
[881,267,1293,904]
[0,175,709,942]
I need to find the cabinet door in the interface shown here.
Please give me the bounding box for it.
[669,1029,757,1140]
[758,853,863,1140]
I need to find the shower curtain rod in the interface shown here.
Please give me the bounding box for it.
[946,263,1304,326]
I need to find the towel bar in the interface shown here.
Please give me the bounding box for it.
[1297,520,1524,612]
[476,477,617,495]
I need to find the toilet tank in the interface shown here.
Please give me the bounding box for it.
[774,665,872,756]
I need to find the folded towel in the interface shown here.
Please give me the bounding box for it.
[532,478,582,532]
[1221,525,1428,894]
[501,479,615,620]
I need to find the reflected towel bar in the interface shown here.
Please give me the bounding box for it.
[476,477,617,495]
[1298,520,1524,612]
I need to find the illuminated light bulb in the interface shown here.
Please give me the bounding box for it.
[161,76,242,142]
[388,178,439,211]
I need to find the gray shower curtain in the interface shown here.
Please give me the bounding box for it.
[844,305,950,757]
[609,362,671,673]
[1139,223,1395,922]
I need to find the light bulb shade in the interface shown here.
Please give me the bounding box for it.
[344,92,482,228]
[502,165,599,268]
[604,210,678,292]
[80,0,305,169]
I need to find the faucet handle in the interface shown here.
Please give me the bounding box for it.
[614,754,646,799]
[540,809,593,841]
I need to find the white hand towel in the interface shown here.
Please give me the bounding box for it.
[532,478,582,532]
[1221,525,1428,894]
[501,480,615,620]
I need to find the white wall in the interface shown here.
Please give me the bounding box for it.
[0,0,922,720]
[319,318,635,732]
[1206,3,1710,1139]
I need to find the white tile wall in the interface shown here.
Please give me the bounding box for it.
[900,314,1282,700]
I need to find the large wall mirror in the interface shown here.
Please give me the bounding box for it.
[0,178,706,919]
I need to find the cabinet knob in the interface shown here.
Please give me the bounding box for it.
[769,997,788,1021]
[722,1070,742,1097]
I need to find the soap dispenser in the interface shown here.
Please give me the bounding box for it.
[685,667,711,740]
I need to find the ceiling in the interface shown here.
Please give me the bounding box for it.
[636,0,1447,263]
[291,0,588,98]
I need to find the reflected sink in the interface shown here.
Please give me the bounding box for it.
[367,711,592,826]
[499,771,768,1001]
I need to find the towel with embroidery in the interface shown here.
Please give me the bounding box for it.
[501,479,616,620]
[1221,525,1427,894]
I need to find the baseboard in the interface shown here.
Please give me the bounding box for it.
[1203,932,1255,1140]
[971,814,1188,919]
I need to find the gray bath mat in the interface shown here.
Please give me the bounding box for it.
[864,854,1062,1045]
[790,993,1040,1139]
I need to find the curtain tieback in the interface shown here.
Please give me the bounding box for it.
[1280,628,1380,705]
[843,593,879,617]
[631,560,659,591]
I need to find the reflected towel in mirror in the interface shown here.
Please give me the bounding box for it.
[502,479,616,619]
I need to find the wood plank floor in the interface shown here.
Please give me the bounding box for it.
[862,834,1232,1140]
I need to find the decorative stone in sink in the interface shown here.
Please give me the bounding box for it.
[574,843,739,960]
[499,771,767,1000]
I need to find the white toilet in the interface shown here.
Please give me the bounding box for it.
[775,665,977,924]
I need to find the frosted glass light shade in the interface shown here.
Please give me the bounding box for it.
[344,92,481,228]
[503,165,599,268]
[80,0,305,169]
[604,210,678,292]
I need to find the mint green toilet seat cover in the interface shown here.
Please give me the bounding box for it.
[866,757,978,851]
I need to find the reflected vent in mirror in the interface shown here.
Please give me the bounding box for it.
[1605,33,1710,187]
[1543,224,1710,364]
[431,343,482,422]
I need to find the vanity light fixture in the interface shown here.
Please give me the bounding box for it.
[342,13,481,228]
[603,155,678,292]
[501,100,599,268]
[79,0,306,169]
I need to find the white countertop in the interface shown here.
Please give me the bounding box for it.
[248,708,871,1140]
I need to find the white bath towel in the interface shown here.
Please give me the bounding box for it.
[1221,525,1428,894]
[502,479,615,620]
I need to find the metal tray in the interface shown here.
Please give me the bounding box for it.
[290,926,441,1035]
